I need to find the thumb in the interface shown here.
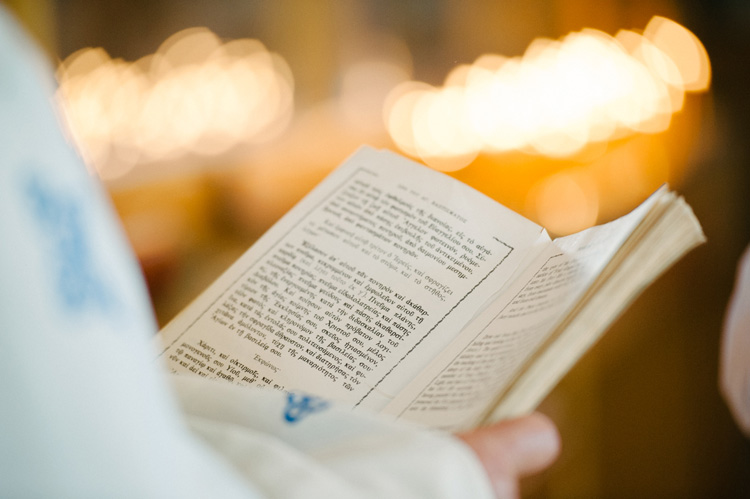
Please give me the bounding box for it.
[458,413,560,497]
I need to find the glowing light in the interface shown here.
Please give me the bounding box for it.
[56,27,294,180]
[529,172,600,236]
[411,86,480,171]
[644,16,711,92]
[385,16,711,169]
[383,81,434,157]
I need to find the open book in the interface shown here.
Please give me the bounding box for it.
[157,146,704,431]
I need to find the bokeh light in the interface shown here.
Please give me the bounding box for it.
[56,27,294,180]
[384,16,711,172]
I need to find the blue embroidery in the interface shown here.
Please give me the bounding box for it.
[283,392,330,423]
[24,173,116,316]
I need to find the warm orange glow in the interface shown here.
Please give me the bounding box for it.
[56,27,294,180]
[383,81,433,157]
[338,59,412,135]
[644,16,711,92]
[415,87,480,171]
[528,172,600,235]
[384,16,711,169]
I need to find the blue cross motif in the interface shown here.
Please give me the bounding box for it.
[283,392,330,423]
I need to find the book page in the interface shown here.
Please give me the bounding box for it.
[485,192,704,422]
[157,147,546,412]
[385,193,661,430]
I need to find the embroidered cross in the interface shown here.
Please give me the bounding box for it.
[283,392,330,423]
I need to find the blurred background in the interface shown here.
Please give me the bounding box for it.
[7,0,749,496]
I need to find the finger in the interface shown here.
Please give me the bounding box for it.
[459,412,560,477]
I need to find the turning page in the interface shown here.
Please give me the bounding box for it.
[385,188,700,430]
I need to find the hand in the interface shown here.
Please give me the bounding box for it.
[720,244,750,437]
[457,413,560,498]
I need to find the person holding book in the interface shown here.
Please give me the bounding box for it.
[0,6,559,498]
